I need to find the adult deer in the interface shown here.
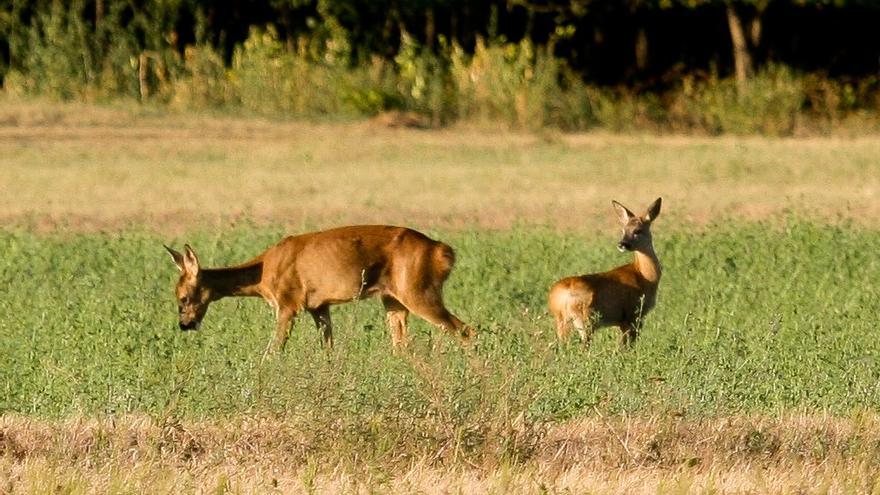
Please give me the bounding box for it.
[165,225,474,351]
[548,198,662,347]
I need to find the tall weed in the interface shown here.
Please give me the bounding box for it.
[395,33,455,125]
[670,65,804,135]
[14,1,94,100]
[2,6,878,133]
[450,38,588,129]
[169,45,229,110]
[5,1,176,102]
[226,27,398,118]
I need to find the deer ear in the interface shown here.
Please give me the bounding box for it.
[183,244,200,277]
[644,197,662,222]
[612,200,635,224]
[164,245,185,272]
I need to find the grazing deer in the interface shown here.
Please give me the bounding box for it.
[165,225,474,351]
[548,198,662,347]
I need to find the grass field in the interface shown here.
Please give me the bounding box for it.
[2,101,879,231]
[2,102,880,494]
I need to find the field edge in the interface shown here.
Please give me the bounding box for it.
[2,413,879,494]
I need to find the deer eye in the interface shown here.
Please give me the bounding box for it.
[181,296,190,305]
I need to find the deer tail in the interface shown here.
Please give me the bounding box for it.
[431,241,456,282]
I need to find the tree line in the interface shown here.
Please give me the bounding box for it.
[1,1,879,132]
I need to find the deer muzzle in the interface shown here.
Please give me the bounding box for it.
[179,320,201,331]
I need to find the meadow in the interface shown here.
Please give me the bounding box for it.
[2,102,880,493]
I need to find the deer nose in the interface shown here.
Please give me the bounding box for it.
[617,241,631,252]
[179,321,198,331]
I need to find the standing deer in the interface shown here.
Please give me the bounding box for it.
[165,225,474,351]
[548,198,662,347]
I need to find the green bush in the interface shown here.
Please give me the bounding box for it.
[17,1,94,100]
[450,37,581,129]
[2,6,879,134]
[395,33,455,125]
[5,1,176,103]
[170,45,229,110]
[581,87,665,132]
[226,27,400,119]
[340,57,402,116]
[230,27,299,115]
[670,66,804,136]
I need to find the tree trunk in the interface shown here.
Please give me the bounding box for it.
[138,52,150,101]
[635,26,648,72]
[383,4,399,57]
[450,11,458,44]
[95,0,104,30]
[726,3,753,93]
[425,8,435,50]
[749,2,766,68]
[749,15,761,47]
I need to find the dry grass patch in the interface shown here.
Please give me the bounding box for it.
[2,413,879,494]
[2,102,879,232]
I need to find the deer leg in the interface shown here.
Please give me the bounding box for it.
[382,295,410,350]
[572,315,595,346]
[399,291,474,343]
[554,312,571,341]
[556,303,592,345]
[309,305,333,349]
[619,322,639,348]
[268,307,296,356]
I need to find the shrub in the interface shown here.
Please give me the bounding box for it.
[448,37,596,130]
[227,27,399,119]
[583,87,666,132]
[340,56,402,116]
[395,33,455,126]
[230,27,297,115]
[17,1,94,100]
[669,65,804,136]
[451,37,538,127]
[170,45,230,111]
[3,7,879,135]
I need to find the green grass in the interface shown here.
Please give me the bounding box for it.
[3,107,880,492]
[2,221,878,423]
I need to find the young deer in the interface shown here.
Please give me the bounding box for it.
[165,225,474,351]
[548,198,662,347]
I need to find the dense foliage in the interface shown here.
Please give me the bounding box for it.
[2,1,880,131]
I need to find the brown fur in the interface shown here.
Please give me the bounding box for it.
[548,198,662,347]
[165,225,474,351]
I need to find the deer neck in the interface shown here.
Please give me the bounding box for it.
[201,260,264,300]
[633,244,661,286]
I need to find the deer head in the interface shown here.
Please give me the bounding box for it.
[612,197,662,253]
[164,244,212,331]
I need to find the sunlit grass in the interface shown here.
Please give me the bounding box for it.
[1,102,879,231]
[3,413,879,494]
[3,105,880,493]
[2,222,877,420]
